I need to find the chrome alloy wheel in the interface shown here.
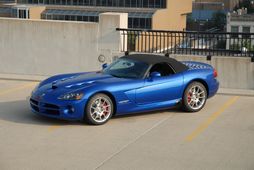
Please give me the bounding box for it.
[187,85,206,110]
[90,97,112,123]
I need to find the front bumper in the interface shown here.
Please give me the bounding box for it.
[29,97,87,121]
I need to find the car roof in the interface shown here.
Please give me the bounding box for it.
[122,54,189,73]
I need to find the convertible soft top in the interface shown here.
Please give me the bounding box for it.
[122,54,189,73]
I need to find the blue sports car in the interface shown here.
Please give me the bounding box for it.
[30,54,219,125]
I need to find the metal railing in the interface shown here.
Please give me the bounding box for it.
[116,28,254,58]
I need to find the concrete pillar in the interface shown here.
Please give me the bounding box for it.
[226,18,231,50]
[98,13,128,63]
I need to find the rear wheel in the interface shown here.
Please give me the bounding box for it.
[182,82,207,112]
[84,93,113,125]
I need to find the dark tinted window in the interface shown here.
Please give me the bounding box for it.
[150,63,175,77]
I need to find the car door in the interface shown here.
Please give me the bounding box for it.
[135,62,184,104]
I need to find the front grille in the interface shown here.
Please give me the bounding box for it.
[42,103,59,109]
[30,98,38,105]
[31,104,39,112]
[30,98,60,116]
[44,109,60,115]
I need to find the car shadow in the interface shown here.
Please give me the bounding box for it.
[0,99,185,126]
[112,105,183,120]
[0,100,82,126]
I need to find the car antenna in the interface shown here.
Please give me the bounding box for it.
[165,53,170,58]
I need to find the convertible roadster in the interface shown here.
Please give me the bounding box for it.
[30,54,219,125]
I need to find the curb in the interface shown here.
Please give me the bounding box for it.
[217,88,254,97]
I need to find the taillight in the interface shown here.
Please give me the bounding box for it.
[213,69,218,78]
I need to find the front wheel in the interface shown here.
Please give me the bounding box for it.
[84,93,114,125]
[182,82,207,112]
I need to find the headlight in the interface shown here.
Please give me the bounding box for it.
[58,92,84,100]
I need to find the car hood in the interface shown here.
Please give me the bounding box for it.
[33,72,143,102]
[40,72,128,91]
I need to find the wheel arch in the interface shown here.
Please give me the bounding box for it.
[184,79,209,97]
[84,91,117,117]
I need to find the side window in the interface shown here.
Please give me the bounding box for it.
[150,62,175,77]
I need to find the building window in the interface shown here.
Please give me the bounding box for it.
[41,13,99,23]
[18,0,166,8]
[242,26,251,38]
[41,9,153,29]
[231,26,239,33]
[0,7,12,15]
[17,9,29,19]
[128,18,152,29]
[231,26,239,38]
[243,26,250,33]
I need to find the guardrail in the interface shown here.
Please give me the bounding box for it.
[116,28,254,59]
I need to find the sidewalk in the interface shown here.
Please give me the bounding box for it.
[0,73,254,96]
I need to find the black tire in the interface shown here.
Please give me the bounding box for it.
[84,93,114,125]
[182,82,207,112]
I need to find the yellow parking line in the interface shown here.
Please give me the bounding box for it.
[48,126,60,131]
[185,96,239,142]
[0,82,37,96]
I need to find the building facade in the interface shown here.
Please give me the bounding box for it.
[192,0,243,20]
[0,0,15,3]
[227,9,254,32]
[226,8,254,51]
[196,0,243,11]
[0,0,192,31]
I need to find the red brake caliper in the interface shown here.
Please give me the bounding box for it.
[103,102,108,116]
[187,92,192,103]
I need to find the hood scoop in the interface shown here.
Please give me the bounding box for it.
[52,83,58,89]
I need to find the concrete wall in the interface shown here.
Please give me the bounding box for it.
[0,13,127,75]
[170,54,254,90]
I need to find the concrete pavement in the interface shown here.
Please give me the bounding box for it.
[0,80,253,170]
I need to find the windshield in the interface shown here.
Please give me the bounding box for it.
[103,58,149,79]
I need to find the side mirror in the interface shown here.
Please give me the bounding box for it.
[150,72,161,78]
[102,63,108,69]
